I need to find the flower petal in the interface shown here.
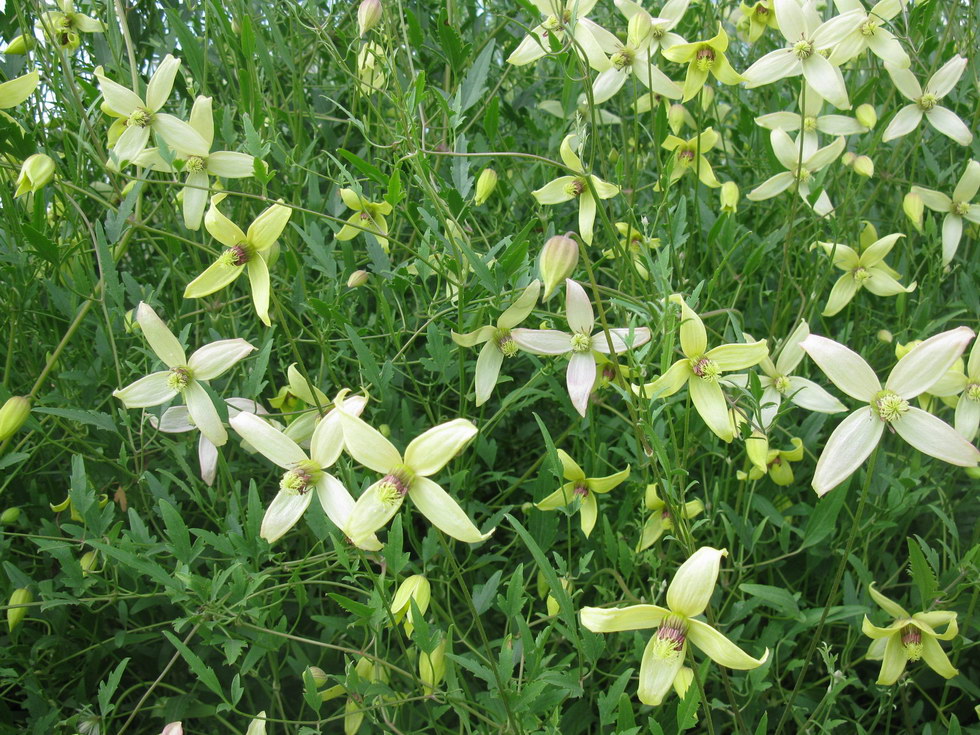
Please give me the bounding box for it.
[690,378,734,442]
[188,338,255,380]
[341,412,402,473]
[892,407,979,467]
[638,636,687,706]
[920,635,958,679]
[566,351,597,416]
[404,418,478,476]
[812,407,883,496]
[705,340,769,371]
[153,114,209,157]
[876,634,908,685]
[260,490,312,543]
[955,395,980,443]
[152,405,194,433]
[198,435,218,486]
[565,279,594,334]
[506,28,549,66]
[925,54,967,99]
[785,376,847,413]
[315,473,356,532]
[589,466,630,493]
[208,151,256,178]
[182,171,210,231]
[886,327,974,398]
[578,191,597,245]
[230,412,307,469]
[114,125,150,166]
[667,546,727,617]
[591,327,652,354]
[580,604,669,632]
[497,280,541,330]
[580,492,598,537]
[309,410,345,469]
[246,255,272,326]
[909,186,951,213]
[799,334,880,400]
[136,302,186,367]
[953,160,980,202]
[748,172,795,201]
[941,213,963,265]
[869,582,909,619]
[536,482,578,510]
[474,341,504,407]
[113,371,176,408]
[743,48,798,88]
[184,258,244,299]
[205,194,248,247]
[687,618,769,669]
[409,476,493,543]
[94,67,140,115]
[451,325,496,347]
[510,328,572,355]
[671,294,706,357]
[881,105,921,142]
[636,359,692,399]
[557,448,585,481]
[145,54,180,112]
[822,274,860,317]
[926,106,972,146]
[184,380,227,446]
[532,176,577,205]
[775,320,809,375]
[345,479,404,546]
[247,201,292,251]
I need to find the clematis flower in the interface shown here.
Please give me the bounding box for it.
[755,83,867,160]
[230,392,378,546]
[14,153,56,197]
[603,222,659,280]
[614,0,690,55]
[892,340,964,413]
[862,583,958,685]
[357,42,386,93]
[739,1,779,43]
[662,128,721,188]
[532,134,619,245]
[742,0,860,109]
[339,412,493,548]
[909,160,980,264]
[113,302,255,447]
[590,12,682,104]
[183,194,292,326]
[747,129,845,216]
[535,449,630,537]
[941,338,980,442]
[133,96,255,230]
[662,24,745,102]
[637,483,703,552]
[724,320,845,428]
[275,363,340,447]
[150,397,268,486]
[814,225,915,317]
[512,279,652,416]
[505,0,618,69]
[829,0,909,68]
[883,56,972,146]
[737,437,804,485]
[95,55,207,165]
[0,70,40,109]
[634,294,768,442]
[451,280,541,406]
[334,188,393,252]
[580,547,769,706]
[799,327,980,496]
[390,574,431,636]
[36,0,105,51]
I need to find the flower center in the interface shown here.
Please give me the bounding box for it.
[691,357,721,382]
[650,615,687,660]
[221,242,251,267]
[793,40,814,59]
[794,167,812,184]
[872,390,909,423]
[543,11,571,31]
[802,116,818,132]
[650,23,666,39]
[695,47,715,71]
[495,328,518,357]
[966,382,980,401]
[279,461,321,495]
[852,266,872,283]
[774,375,791,394]
[754,3,771,17]
[859,19,878,36]
[186,155,207,173]
[127,107,152,128]
[564,178,587,198]
[951,200,969,216]
[678,148,696,166]
[570,332,592,353]
[167,366,192,392]
[611,49,634,70]
[901,624,922,661]
[378,464,416,507]
[573,482,589,497]
[916,93,937,111]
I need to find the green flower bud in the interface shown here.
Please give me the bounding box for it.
[720,181,739,214]
[358,0,382,36]
[539,233,578,300]
[852,155,874,178]
[877,329,893,344]
[7,588,32,631]
[627,11,652,47]
[0,396,31,440]
[391,574,431,636]
[419,638,447,695]
[855,103,877,129]
[4,34,36,55]
[14,154,55,197]
[903,191,924,233]
[306,665,329,688]
[80,550,99,575]
[346,269,369,288]
[841,151,856,168]
[474,168,498,206]
[0,507,21,524]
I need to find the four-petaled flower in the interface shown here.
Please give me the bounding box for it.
[535,449,630,537]
[113,302,255,446]
[637,483,704,552]
[513,279,652,416]
[506,0,618,69]
[580,547,769,706]
[614,0,691,55]
[799,327,980,495]
[590,11,682,104]
[748,129,845,216]
[883,55,972,146]
[532,134,620,245]
[737,436,805,485]
[662,128,722,188]
[335,188,393,252]
[662,24,745,102]
[37,0,105,51]
[183,193,292,326]
[862,583,958,686]
[910,159,980,264]
[829,0,910,68]
[452,280,541,406]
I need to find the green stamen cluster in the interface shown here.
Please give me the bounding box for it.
[966,383,980,401]
[951,200,969,216]
[186,155,207,173]
[691,357,721,382]
[611,50,634,70]
[167,366,191,392]
[495,329,519,357]
[852,267,872,283]
[570,333,592,352]
[280,463,318,495]
[650,616,686,661]
[127,107,151,128]
[901,624,923,660]
[378,464,416,507]
[802,116,818,132]
[793,40,814,59]
[221,242,251,267]
[872,390,909,422]
[774,375,791,394]
[564,178,587,198]
[859,19,878,37]
[916,93,937,111]
[695,47,715,71]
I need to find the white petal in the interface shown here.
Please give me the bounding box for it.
[881,105,921,142]
[867,29,909,68]
[506,28,548,66]
[748,172,795,201]
[345,479,404,546]
[910,186,952,213]
[799,334,880,400]
[886,326,974,398]
[474,341,503,406]
[409,476,493,543]
[153,114,209,157]
[775,320,809,375]
[188,339,255,380]
[198,435,218,486]
[497,280,541,330]
[309,410,345,469]
[184,380,227,446]
[953,160,980,203]
[667,546,726,617]
[145,54,180,112]
[580,604,669,632]
[785,376,847,413]
[511,328,572,355]
[755,111,802,132]
[774,0,807,43]
[260,490,312,543]
[925,55,967,99]
[340,412,402,473]
[592,327,651,354]
[941,214,963,265]
[893,408,979,466]
[885,64,921,101]
[404,419,478,476]
[592,68,628,104]
[182,172,209,231]
[230,412,308,469]
[770,128,802,170]
[566,351,596,416]
[113,372,176,408]
[925,106,973,146]
[315,473,356,532]
[152,405,194,432]
[136,302,186,367]
[207,151,256,178]
[744,49,799,88]
[564,279,594,334]
[955,396,980,443]
[812,407,883,496]
[95,68,141,115]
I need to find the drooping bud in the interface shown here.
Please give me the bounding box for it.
[4,34,36,55]
[390,574,431,636]
[7,588,32,631]
[306,665,329,688]
[720,181,739,214]
[539,233,578,300]
[80,550,99,575]
[903,191,924,233]
[0,396,31,440]
[855,103,877,129]
[699,84,715,111]
[0,507,21,524]
[474,167,498,205]
[419,637,447,695]
[841,151,856,168]
[346,269,369,288]
[877,329,893,344]
[546,577,571,617]
[14,153,55,197]
[852,155,874,178]
[357,0,383,36]
[667,103,688,134]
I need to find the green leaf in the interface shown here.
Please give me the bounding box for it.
[97,657,130,718]
[459,40,495,114]
[739,583,801,619]
[338,149,386,186]
[907,536,938,607]
[163,631,225,700]
[472,569,502,615]
[327,593,373,620]
[33,407,116,433]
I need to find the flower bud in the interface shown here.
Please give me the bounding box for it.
[4,34,36,55]
[14,153,55,197]
[1,507,21,524]
[391,574,431,636]
[539,233,578,300]
[903,191,924,233]
[346,269,369,288]
[80,550,99,575]
[855,103,877,129]
[546,578,571,617]
[877,329,893,344]
[0,396,31,440]
[474,168,498,205]
[419,638,447,695]
[720,181,739,214]
[667,103,688,134]
[358,0,382,36]
[699,84,714,111]
[627,11,652,47]
[852,155,874,178]
[841,151,856,168]
[306,665,329,688]
[7,588,32,631]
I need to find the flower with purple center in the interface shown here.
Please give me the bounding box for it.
[535,449,630,537]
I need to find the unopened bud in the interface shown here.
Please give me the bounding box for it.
[358,0,382,35]
[667,103,688,134]
[15,153,55,197]
[419,638,447,695]
[720,181,739,214]
[80,550,99,575]
[7,588,32,631]
[699,84,714,111]
[0,396,31,440]
[306,666,329,688]
[855,103,877,129]
[0,507,20,524]
[379,423,391,437]
[852,155,874,178]
[4,34,36,55]
[877,329,893,344]
[627,11,652,47]
[841,151,856,168]
[347,269,369,288]
[903,191,924,233]
[474,168,498,205]
[391,574,431,636]
[539,233,578,300]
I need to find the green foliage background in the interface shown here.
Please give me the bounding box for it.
[0,0,977,732]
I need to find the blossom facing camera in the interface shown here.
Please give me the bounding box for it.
[474,168,498,205]
[15,154,55,197]
[535,449,630,537]
[0,396,31,440]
